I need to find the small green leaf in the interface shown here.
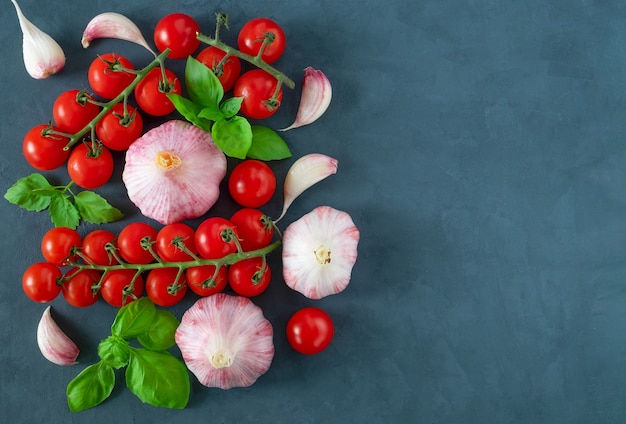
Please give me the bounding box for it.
[168,93,212,132]
[67,361,115,412]
[137,309,180,351]
[74,191,124,225]
[220,97,243,119]
[111,297,156,339]
[247,125,292,160]
[4,173,55,212]
[185,56,224,108]
[97,336,131,369]
[211,116,253,159]
[126,348,190,409]
[198,105,225,122]
[49,195,80,229]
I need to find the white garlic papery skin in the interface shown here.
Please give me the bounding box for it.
[175,294,274,389]
[282,206,360,299]
[11,0,65,79]
[81,12,156,55]
[281,67,332,131]
[37,306,79,366]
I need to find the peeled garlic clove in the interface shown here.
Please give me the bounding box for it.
[280,67,332,131]
[275,153,338,223]
[82,12,156,56]
[282,206,360,299]
[11,0,65,79]
[37,306,79,366]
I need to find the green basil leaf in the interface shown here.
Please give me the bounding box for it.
[111,297,156,339]
[211,116,253,159]
[49,195,80,229]
[74,191,124,224]
[4,173,54,212]
[97,335,131,369]
[167,93,212,132]
[185,56,223,108]
[198,105,225,122]
[247,125,292,160]
[126,348,190,409]
[220,97,243,119]
[66,361,115,412]
[136,309,180,351]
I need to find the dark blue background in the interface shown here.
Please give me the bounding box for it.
[2,0,626,423]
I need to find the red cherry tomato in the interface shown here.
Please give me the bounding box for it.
[100,269,144,307]
[233,69,282,119]
[134,67,182,116]
[22,124,70,171]
[81,230,118,266]
[88,53,135,100]
[61,268,100,308]
[96,103,143,151]
[156,223,197,262]
[286,307,335,354]
[116,222,158,265]
[237,18,286,64]
[230,208,274,251]
[195,217,240,259]
[228,160,276,208]
[154,13,201,59]
[228,257,271,297]
[67,143,114,189]
[186,265,228,297]
[196,46,241,92]
[145,267,187,307]
[22,262,62,303]
[41,227,82,266]
[52,89,101,134]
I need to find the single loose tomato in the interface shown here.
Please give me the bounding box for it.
[67,143,114,189]
[134,67,181,116]
[41,227,82,266]
[100,269,144,307]
[228,257,271,297]
[233,69,282,119]
[61,268,100,308]
[186,265,228,297]
[117,222,158,265]
[237,18,286,64]
[88,53,135,100]
[228,160,276,208]
[145,267,187,307]
[96,103,143,151]
[22,124,70,171]
[52,89,101,134]
[286,307,334,354]
[195,217,240,259]
[156,223,197,262]
[154,13,201,59]
[196,46,241,91]
[22,262,62,303]
[230,208,274,251]
[81,230,118,266]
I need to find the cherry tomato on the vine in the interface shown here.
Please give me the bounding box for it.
[134,67,182,116]
[154,13,201,59]
[22,262,62,303]
[145,267,187,307]
[237,17,286,64]
[228,257,271,297]
[67,143,114,189]
[233,69,283,119]
[186,265,228,297]
[196,46,242,92]
[100,269,144,308]
[61,268,100,308]
[228,159,276,208]
[22,124,70,171]
[156,223,197,262]
[96,103,143,151]
[230,208,274,251]
[195,217,240,259]
[81,230,118,266]
[52,89,101,134]
[88,53,135,100]
[41,227,82,266]
[117,222,158,265]
[286,307,335,355]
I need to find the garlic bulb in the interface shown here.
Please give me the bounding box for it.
[37,306,79,366]
[11,0,65,79]
[282,206,360,299]
[280,67,332,131]
[175,294,274,389]
[81,12,156,56]
[122,120,227,224]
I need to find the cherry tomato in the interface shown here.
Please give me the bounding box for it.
[117,222,158,265]
[230,208,274,251]
[237,18,286,64]
[100,269,144,307]
[81,230,118,266]
[186,265,228,297]
[145,267,187,307]
[286,307,334,355]
[195,217,240,259]
[67,143,114,189]
[52,89,101,134]
[156,223,197,262]
[233,69,283,119]
[228,160,276,208]
[134,67,182,116]
[96,103,143,151]
[228,257,271,297]
[88,53,135,100]
[41,227,82,266]
[61,268,100,308]
[196,46,241,92]
[22,124,70,171]
[22,262,62,303]
[154,13,201,59]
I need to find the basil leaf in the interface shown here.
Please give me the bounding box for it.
[220,97,243,119]
[97,336,131,369]
[247,125,292,160]
[74,191,124,224]
[185,56,223,108]
[66,361,115,412]
[168,93,212,132]
[137,309,180,351]
[4,173,54,212]
[126,348,190,409]
[49,195,80,229]
[198,105,225,122]
[111,297,156,339]
[211,116,253,159]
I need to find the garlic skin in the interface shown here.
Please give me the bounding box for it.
[11,0,65,79]
[175,294,274,389]
[82,12,156,56]
[282,206,360,299]
[275,153,338,223]
[37,306,79,366]
[280,67,332,131]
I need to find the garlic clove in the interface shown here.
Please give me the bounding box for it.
[275,153,338,223]
[175,293,274,389]
[81,12,156,56]
[37,306,79,366]
[11,0,65,79]
[282,206,360,299]
[280,67,332,131]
